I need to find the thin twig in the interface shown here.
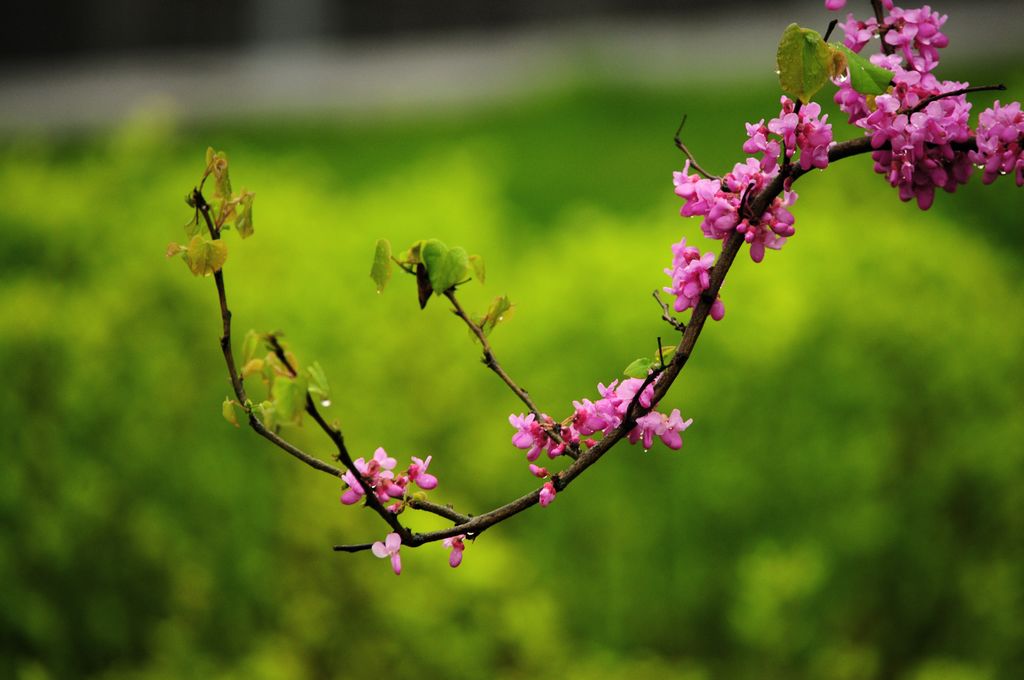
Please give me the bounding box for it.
[870,0,895,56]
[444,290,544,418]
[674,116,720,181]
[652,290,686,332]
[907,84,1006,114]
[195,189,412,541]
[407,498,472,524]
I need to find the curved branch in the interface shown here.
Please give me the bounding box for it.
[351,131,949,552]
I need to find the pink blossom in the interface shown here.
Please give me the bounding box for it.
[509,412,553,461]
[824,0,846,10]
[340,447,404,505]
[969,100,1024,186]
[528,464,549,478]
[443,534,466,568]
[407,455,438,490]
[663,237,725,321]
[372,532,403,575]
[628,408,693,450]
[539,482,557,507]
[767,97,833,171]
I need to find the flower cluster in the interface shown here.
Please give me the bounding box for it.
[674,94,829,263]
[340,447,438,511]
[970,101,1024,186]
[509,377,692,505]
[674,158,798,263]
[832,3,1023,207]
[663,237,725,321]
[747,98,833,173]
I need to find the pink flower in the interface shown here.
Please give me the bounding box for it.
[408,455,438,490]
[509,412,553,461]
[528,464,549,478]
[663,237,725,321]
[539,481,557,507]
[628,408,693,450]
[372,532,402,575]
[970,100,1024,186]
[340,447,405,505]
[443,534,466,568]
[824,0,845,10]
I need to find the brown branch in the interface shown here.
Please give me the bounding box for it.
[653,290,686,332]
[406,498,472,524]
[333,130,930,553]
[870,0,896,56]
[906,84,1006,114]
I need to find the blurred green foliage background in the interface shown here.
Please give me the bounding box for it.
[2,64,1023,680]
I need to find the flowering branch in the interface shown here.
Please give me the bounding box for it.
[172,0,1024,573]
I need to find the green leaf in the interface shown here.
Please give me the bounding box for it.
[776,23,832,103]
[421,239,469,296]
[222,397,240,427]
[241,329,262,365]
[479,295,513,337]
[253,400,274,429]
[834,44,893,96]
[656,345,677,366]
[185,235,227,277]
[370,239,392,293]
[235,189,255,239]
[271,375,307,426]
[624,357,657,379]
[469,254,486,284]
[183,213,202,237]
[421,239,451,294]
[307,361,331,405]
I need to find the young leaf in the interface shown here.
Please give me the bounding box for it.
[656,345,677,367]
[185,235,228,277]
[441,247,470,292]
[834,44,894,96]
[208,149,231,200]
[166,242,187,259]
[469,254,486,284]
[222,397,241,427]
[235,189,255,239]
[240,358,264,379]
[623,357,657,379]
[307,361,331,405]
[421,239,450,293]
[271,375,308,426]
[479,295,513,337]
[370,239,393,293]
[776,23,832,103]
[405,240,426,265]
[241,329,262,365]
